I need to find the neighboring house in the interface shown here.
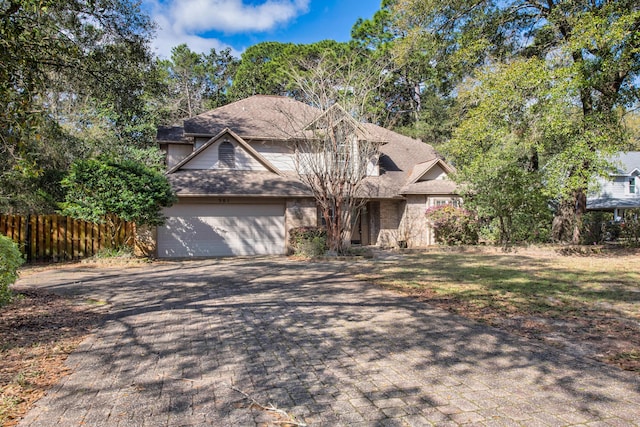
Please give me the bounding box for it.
[587,152,640,220]
[155,95,459,258]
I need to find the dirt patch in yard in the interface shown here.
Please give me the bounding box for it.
[0,288,104,426]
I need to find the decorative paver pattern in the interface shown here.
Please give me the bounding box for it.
[15,257,640,426]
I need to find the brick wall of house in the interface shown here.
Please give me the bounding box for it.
[377,200,401,247]
[285,198,318,251]
[399,195,431,247]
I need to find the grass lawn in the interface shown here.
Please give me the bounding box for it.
[361,246,640,373]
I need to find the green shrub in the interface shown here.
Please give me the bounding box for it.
[0,235,25,306]
[289,226,327,257]
[580,211,613,244]
[479,212,552,245]
[425,205,479,245]
[92,245,135,259]
[620,209,640,247]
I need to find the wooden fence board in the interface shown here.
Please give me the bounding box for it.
[65,216,72,261]
[29,215,37,261]
[37,215,44,261]
[51,215,58,261]
[0,214,134,263]
[92,222,99,254]
[20,216,27,250]
[44,216,51,260]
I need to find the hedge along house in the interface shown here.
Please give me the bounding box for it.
[155,95,459,258]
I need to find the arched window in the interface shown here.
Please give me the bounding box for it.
[218,141,235,169]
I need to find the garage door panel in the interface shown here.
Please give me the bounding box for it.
[157,203,285,258]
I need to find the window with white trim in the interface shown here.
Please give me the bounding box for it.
[431,198,461,208]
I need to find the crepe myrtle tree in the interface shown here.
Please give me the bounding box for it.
[284,48,392,254]
[295,104,380,254]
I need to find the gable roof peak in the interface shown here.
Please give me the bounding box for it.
[167,127,284,176]
[304,102,373,140]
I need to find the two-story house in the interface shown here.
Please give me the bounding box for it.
[155,95,459,258]
[587,152,640,220]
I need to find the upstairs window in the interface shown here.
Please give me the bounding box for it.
[630,177,636,194]
[218,141,235,169]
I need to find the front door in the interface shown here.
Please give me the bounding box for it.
[350,206,369,245]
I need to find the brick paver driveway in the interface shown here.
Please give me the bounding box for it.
[15,256,640,426]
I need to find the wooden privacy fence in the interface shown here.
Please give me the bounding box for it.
[0,214,134,262]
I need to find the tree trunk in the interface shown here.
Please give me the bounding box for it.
[105,213,123,249]
[552,193,586,244]
[572,189,587,244]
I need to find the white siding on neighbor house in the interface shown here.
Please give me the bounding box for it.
[596,176,637,199]
[181,140,267,171]
[157,203,285,257]
[166,144,193,168]
[419,165,447,181]
[255,142,297,171]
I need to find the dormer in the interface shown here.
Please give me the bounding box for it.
[408,158,455,184]
[399,158,458,196]
[417,162,450,181]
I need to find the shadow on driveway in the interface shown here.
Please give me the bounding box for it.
[15,257,640,426]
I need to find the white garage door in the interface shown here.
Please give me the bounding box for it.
[157,203,285,258]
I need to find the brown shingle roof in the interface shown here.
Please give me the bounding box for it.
[184,95,320,139]
[157,126,191,144]
[401,180,458,195]
[358,123,445,198]
[400,159,458,195]
[168,170,311,197]
[166,96,458,199]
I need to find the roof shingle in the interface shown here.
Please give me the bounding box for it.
[184,95,320,139]
[168,170,311,197]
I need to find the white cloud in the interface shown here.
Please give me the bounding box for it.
[151,13,238,58]
[170,0,310,33]
[146,0,310,58]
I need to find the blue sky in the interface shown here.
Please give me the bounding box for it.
[143,0,382,59]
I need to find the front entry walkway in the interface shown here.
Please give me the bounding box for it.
[16,257,640,426]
